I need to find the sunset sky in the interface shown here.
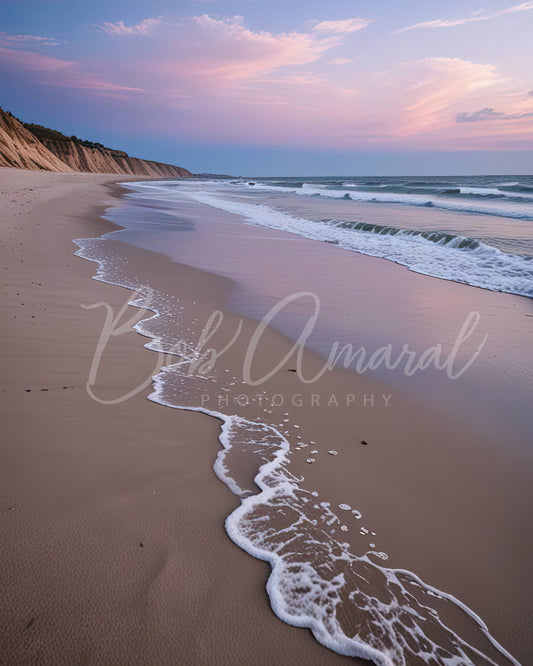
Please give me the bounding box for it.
[1,0,532,175]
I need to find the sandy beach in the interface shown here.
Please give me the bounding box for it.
[0,169,361,664]
[1,169,531,665]
[2,0,532,662]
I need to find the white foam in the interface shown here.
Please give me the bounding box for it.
[126,177,533,217]
[74,201,521,666]
[217,411,520,665]
[460,185,533,200]
[460,186,506,196]
[371,552,388,561]
[180,189,533,298]
[237,180,533,219]
[303,182,328,190]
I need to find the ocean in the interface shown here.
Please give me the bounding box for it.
[74,174,532,665]
[127,175,533,298]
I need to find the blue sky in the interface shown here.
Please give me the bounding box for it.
[1,0,532,174]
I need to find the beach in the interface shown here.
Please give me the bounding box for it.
[0,169,360,664]
[1,168,531,665]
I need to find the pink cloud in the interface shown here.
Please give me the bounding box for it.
[89,18,527,149]
[0,46,144,93]
[103,15,367,137]
[398,58,507,133]
[353,57,532,148]
[180,14,353,79]
[93,14,372,86]
[174,54,530,149]
[3,12,530,150]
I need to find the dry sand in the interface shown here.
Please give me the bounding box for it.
[0,169,358,664]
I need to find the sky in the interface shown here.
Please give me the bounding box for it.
[0,0,532,175]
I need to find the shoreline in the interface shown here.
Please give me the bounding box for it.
[76,178,529,661]
[1,169,530,664]
[0,169,358,664]
[105,179,533,450]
